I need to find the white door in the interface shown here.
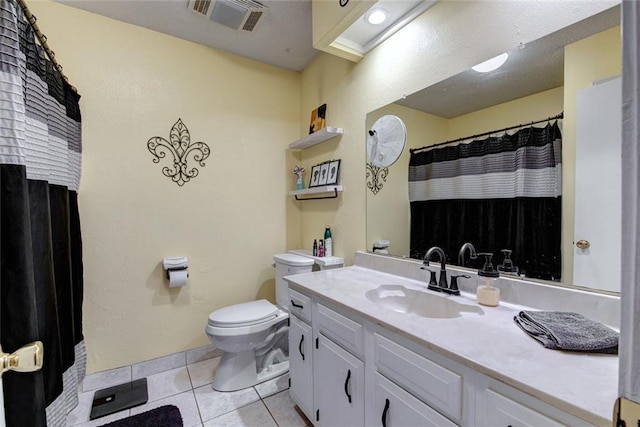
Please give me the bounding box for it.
[573,76,622,291]
[315,334,364,427]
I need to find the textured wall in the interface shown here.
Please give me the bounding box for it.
[29,1,300,373]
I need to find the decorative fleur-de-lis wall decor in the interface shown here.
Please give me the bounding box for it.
[366,162,388,195]
[147,119,211,186]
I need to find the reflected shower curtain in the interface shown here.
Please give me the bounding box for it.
[409,122,562,281]
[1,1,85,426]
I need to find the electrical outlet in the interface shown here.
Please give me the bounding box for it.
[614,397,640,426]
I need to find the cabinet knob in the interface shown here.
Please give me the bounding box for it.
[381,398,390,427]
[298,335,305,361]
[344,369,352,403]
[576,239,590,249]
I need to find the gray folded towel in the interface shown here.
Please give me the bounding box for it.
[514,311,618,354]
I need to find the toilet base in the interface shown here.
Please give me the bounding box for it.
[212,349,289,392]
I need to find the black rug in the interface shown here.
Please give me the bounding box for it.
[98,405,183,427]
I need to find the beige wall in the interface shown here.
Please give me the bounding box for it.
[28,0,616,374]
[297,0,616,265]
[30,1,300,373]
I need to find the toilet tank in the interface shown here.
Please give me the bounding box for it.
[273,253,314,309]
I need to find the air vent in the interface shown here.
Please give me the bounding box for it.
[187,0,267,32]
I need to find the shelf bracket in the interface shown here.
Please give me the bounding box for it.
[294,189,339,201]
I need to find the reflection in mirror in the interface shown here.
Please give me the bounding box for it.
[365,5,621,292]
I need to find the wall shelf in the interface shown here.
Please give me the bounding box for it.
[289,127,343,150]
[289,185,343,200]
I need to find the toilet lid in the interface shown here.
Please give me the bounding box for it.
[208,299,280,328]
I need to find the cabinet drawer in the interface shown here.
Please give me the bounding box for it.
[317,303,364,357]
[483,389,565,427]
[289,288,312,323]
[374,372,457,427]
[374,333,462,422]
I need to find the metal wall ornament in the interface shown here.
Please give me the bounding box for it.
[147,119,211,186]
[366,162,388,195]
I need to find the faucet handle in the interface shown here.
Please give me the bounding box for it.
[420,266,439,290]
[446,274,470,295]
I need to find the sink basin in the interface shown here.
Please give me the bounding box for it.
[365,285,484,319]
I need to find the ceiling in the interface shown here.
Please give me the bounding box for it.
[57,0,318,71]
[396,5,620,118]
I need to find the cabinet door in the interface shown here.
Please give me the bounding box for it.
[374,373,457,427]
[482,389,565,427]
[315,335,365,427]
[289,315,313,418]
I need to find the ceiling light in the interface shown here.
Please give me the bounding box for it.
[472,53,509,73]
[366,8,388,25]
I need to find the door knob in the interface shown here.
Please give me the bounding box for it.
[576,239,590,249]
[0,341,43,377]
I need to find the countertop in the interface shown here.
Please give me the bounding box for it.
[284,265,618,426]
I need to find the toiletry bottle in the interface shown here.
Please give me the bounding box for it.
[318,240,324,257]
[324,226,333,257]
[476,252,500,306]
[313,239,318,256]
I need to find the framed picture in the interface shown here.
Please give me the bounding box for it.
[309,103,327,134]
[326,159,341,185]
[318,162,330,186]
[309,164,321,187]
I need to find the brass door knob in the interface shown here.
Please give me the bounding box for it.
[576,239,590,249]
[0,341,43,377]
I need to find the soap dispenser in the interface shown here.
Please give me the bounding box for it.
[476,252,500,307]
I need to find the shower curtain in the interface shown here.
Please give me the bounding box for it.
[1,1,85,425]
[408,122,562,281]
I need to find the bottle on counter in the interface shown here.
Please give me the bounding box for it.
[313,239,318,256]
[476,253,500,306]
[324,226,333,257]
[318,239,324,257]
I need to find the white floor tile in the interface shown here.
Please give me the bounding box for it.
[254,373,289,399]
[187,357,220,388]
[146,366,193,402]
[203,401,277,427]
[263,390,312,427]
[129,390,202,427]
[66,390,95,426]
[194,383,261,422]
[132,352,186,380]
[83,366,131,392]
[71,409,130,427]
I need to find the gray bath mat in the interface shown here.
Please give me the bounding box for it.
[98,405,183,427]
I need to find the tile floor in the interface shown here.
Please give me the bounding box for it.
[66,347,312,427]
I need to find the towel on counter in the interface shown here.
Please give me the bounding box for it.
[514,311,618,354]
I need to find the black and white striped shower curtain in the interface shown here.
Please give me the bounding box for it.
[1,0,85,425]
[409,122,562,281]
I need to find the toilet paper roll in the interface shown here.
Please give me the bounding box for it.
[168,269,188,288]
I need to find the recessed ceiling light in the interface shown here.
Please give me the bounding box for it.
[366,8,388,25]
[472,53,509,73]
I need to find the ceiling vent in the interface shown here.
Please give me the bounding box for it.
[188,0,267,32]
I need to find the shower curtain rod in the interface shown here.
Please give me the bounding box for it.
[410,112,564,154]
[16,0,77,93]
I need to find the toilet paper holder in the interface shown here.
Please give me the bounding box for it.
[163,257,189,280]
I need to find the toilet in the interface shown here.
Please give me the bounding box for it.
[205,253,315,392]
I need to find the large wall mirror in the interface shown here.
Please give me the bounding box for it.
[366,5,621,293]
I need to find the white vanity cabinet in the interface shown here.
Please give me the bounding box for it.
[287,284,599,427]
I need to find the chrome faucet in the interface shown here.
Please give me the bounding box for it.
[458,242,478,267]
[422,246,448,292]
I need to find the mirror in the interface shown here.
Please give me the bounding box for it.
[366,5,621,293]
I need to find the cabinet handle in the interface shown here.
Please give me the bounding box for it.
[291,300,303,309]
[344,369,352,403]
[298,335,305,361]
[381,398,390,427]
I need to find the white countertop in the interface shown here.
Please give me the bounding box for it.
[285,265,618,426]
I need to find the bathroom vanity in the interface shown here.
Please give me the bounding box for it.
[285,252,618,427]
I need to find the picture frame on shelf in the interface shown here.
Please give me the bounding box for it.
[309,103,327,134]
[309,164,321,187]
[318,162,330,186]
[326,159,341,185]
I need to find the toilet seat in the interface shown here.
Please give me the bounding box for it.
[208,299,279,328]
